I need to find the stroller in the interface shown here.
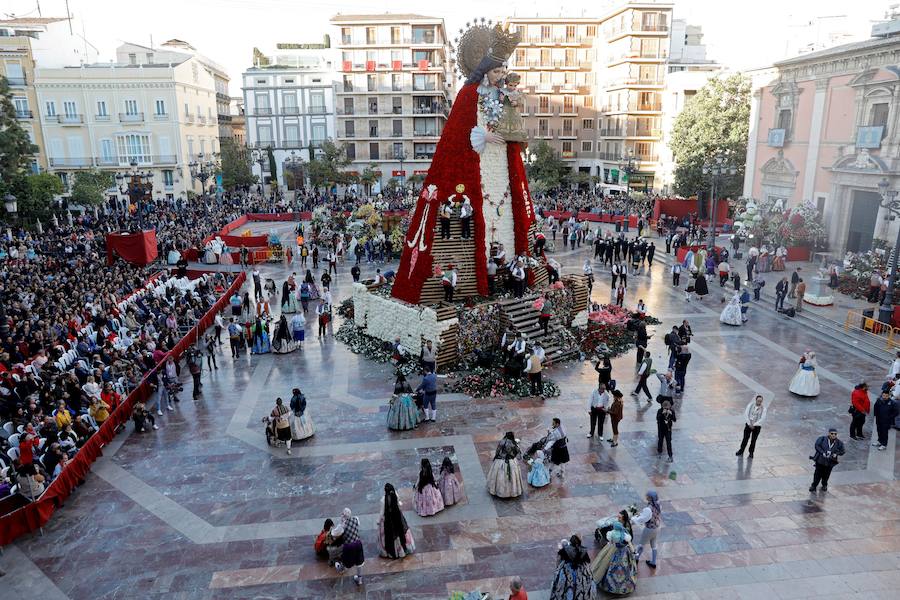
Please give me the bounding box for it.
[262,416,286,448]
[523,434,549,461]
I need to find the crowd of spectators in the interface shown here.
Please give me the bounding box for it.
[532,191,656,216]
[0,212,235,508]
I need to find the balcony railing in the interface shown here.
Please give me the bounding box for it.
[391,131,404,137]
[48,157,93,168]
[255,107,272,116]
[520,36,592,45]
[607,23,669,39]
[49,155,180,169]
[119,112,144,123]
[413,130,440,137]
[344,131,356,138]
[198,115,208,124]
[184,113,195,122]
[14,109,32,119]
[606,77,665,87]
[309,106,328,114]
[601,101,663,113]
[608,49,669,63]
[559,129,580,138]
[6,76,26,86]
[95,114,111,121]
[59,114,84,125]
[283,106,300,115]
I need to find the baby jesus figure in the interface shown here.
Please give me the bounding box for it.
[496,72,527,143]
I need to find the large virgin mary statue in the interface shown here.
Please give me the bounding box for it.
[392,23,543,305]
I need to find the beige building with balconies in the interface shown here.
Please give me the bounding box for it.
[0,16,89,173]
[34,48,220,201]
[331,13,455,186]
[507,1,673,192]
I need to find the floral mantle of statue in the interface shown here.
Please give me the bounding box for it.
[390,21,544,305]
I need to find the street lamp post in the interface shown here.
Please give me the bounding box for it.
[395,147,407,194]
[619,151,636,196]
[115,161,153,231]
[4,193,17,239]
[189,152,216,213]
[251,148,267,199]
[701,153,737,251]
[878,178,900,325]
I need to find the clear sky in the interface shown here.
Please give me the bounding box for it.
[5,0,888,94]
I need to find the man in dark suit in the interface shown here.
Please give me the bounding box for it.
[775,277,788,312]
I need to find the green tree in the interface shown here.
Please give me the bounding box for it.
[359,164,378,196]
[525,140,569,191]
[266,146,277,186]
[308,140,351,191]
[670,73,750,198]
[0,76,38,198]
[19,172,63,219]
[70,170,113,207]
[219,139,255,190]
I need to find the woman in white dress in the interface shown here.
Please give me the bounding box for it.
[719,292,744,326]
[789,351,820,397]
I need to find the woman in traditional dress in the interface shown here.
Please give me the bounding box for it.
[758,245,771,272]
[486,431,524,498]
[272,314,299,353]
[378,483,415,559]
[773,245,786,271]
[598,521,637,595]
[549,534,597,600]
[289,387,315,440]
[789,351,820,397]
[290,311,306,349]
[387,373,419,430]
[692,269,709,301]
[270,397,292,455]
[281,278,297,314]
[438,456,463,507]
[299,281,311,313]
[264,278,278,305]
[413,458,445,517]
[719,292,744,326]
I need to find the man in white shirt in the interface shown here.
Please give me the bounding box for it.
[587,383,610,439]
[327,250,337,275]
[487,259,498,295]
[460,198,473,239]
[718,260,731,287]
[889,351,900,380]
[442,265,458,302]
[672,263,682,287]
[510,260,526,299]
[736,394,767,458]
[507,333,526,377]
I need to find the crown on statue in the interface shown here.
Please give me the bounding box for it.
[454,19,521,78]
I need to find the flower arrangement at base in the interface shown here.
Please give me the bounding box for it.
[577,304,656,357]
[445,367,560,399]
[337,298,354,319]
[457,303,502,357]
[334,321,417,376]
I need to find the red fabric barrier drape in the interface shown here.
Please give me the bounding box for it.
[106,231,159,266]
[0,272,246,546]
[221,234,268,247]
[653,199,731,226]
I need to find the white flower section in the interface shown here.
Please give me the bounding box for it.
[477,110,515,254]
[351,283,458,353]
[572,309,589,328]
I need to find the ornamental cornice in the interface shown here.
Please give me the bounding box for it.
[34,81,177,90]
[779,48,900,81]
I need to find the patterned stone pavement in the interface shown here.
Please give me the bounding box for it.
[3,222,899,600]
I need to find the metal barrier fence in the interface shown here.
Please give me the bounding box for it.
[844,310,900,350]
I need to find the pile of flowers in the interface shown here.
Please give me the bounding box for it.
[445,367,560,399]
[457,303,502,357]
[732,197,827,248]
[578,304,653,357]
[334,321,417,375]
[337,297,354,319]
[544,281,575,326]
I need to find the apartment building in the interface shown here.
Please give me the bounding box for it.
[506,3,673,191]
[34,48,220,201]
[0,16,93,173]
[505,18,600,177]
[331,13,454,185]
[242,41,337,188]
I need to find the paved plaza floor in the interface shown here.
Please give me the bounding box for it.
[3,222,900,599]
